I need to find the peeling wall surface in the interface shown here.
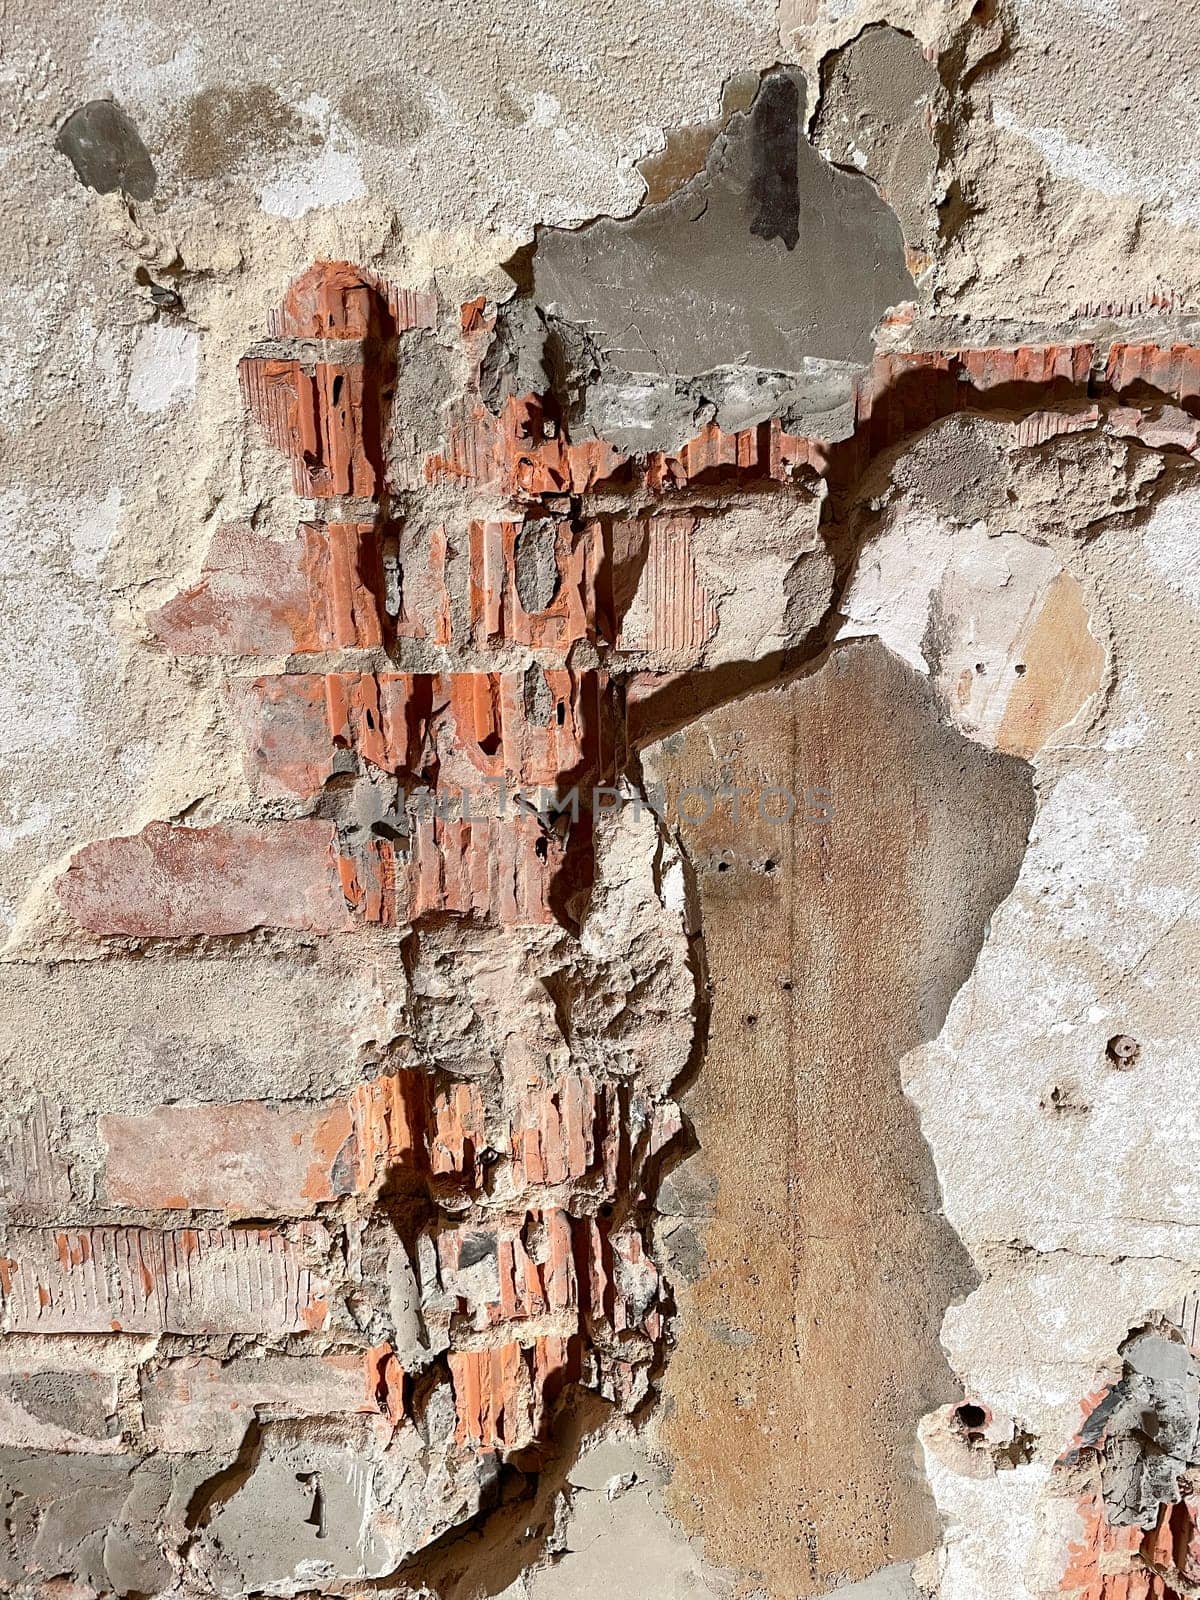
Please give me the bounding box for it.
[2,2,1200,1598]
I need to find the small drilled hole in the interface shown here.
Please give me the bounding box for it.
[954,1401,988,1433]
[1106,1034,1140,1068]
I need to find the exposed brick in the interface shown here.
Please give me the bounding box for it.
[405,814,570,927]
[149,522,316,656]
[365,1340,407,1426]
[438,1208,578,1329]
[231,674,335,799]
[148,522,389,657]
[99,1098,361,1215]
[237,669,610,803]
[336,834,398,926]
[240,358,383,499]
[0,1226,330,1335]
[612,515,719,658]
[308,520,390,646]
[460,295,489,333]
[427,395,625,497]
[141,1352,377,1451]
[427,1080,486,1186]
[0,1101,71,1212]
[507,1073,620,1191]
[99,1072,447,1215]
[531,1332,581,1426]
[469,517,606,648]
[233,672,434,798]
[448,1341,531,1452]
[267,260,437,341]
[1060,1492,1174,1598]
[57,820,355,938]
[437,668,612,792]
[1105,341,1200,401]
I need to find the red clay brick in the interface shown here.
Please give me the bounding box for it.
[57,821,355,938]
[612,515,719,657]
[448,1342,531,1452]
[507,1074,619,1190]
[268,260,436,341]
[148,521,388,657]
[240,358,383,499]
[468,517,606,649]
[0,1226,330,1335]
[233,673,435,798]
[98,1071,455,1215]
[438,1208,578,1329]
[426,395,625,497]
[141,1352,378,1451]
[99,1098,361,1216]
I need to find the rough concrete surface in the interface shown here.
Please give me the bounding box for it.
[2,2,1200,1599]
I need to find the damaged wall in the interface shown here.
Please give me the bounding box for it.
[3,3,1200,1600]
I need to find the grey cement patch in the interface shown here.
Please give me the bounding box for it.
[4,1373,118,1439]
[532,67,913,391]
[813,25,940,253]
[832,1562,919,1598]
[515,1441,736,1599]
[54,101,157,201]
[513,520,562,613]
[1073,1328,1200,1529]
[891,416,1011,523]
[194,1430,395,1595]
[0,1448,203,1596]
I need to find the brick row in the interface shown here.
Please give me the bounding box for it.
[97,1070,477,1215]
[141,1351,386,1452]
[234,668,611,800]
[0,1226,329,1335]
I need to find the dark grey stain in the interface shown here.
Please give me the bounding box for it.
[55,100,157,201]
[748,73,800,251]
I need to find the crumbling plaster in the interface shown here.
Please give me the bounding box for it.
[3,2,1200,1599]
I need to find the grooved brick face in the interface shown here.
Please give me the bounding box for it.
[0,1226,329,1335]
